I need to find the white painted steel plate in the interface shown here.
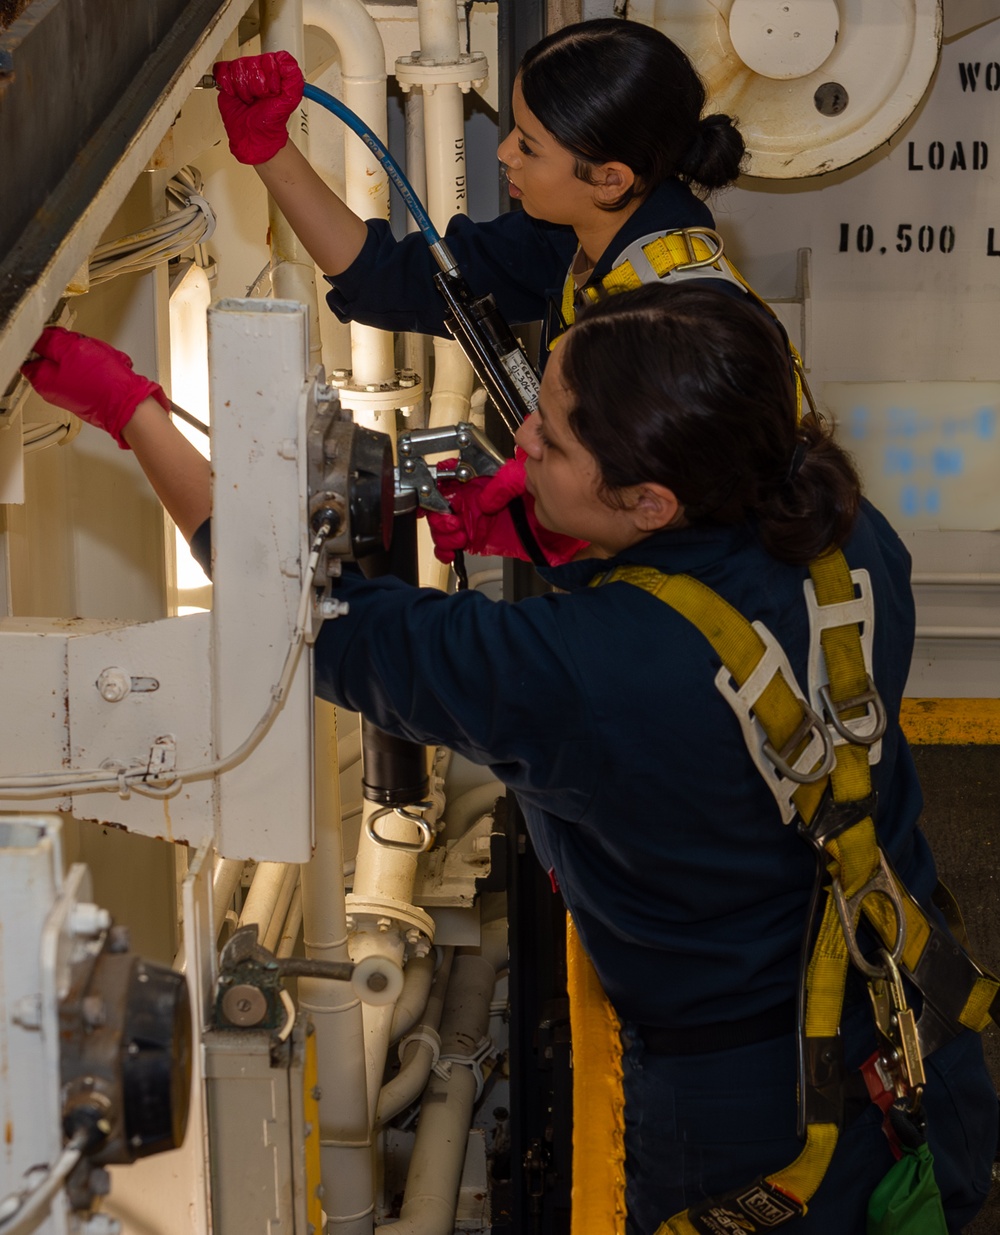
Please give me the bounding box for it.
[657,0,942,177]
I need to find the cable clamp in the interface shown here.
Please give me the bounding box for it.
[398,1026,441,1068]
[184,193,217,242]
[433,1034,495,1101]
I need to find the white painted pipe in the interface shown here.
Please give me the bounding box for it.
[212,856,246,938]
[383,954,496,1234]
[376,948,454,1129]
[441,782,502,843]
[238,861,291,940]
[389,950,436,1043]
[416,0,461,59]
[303,0,395,420]
[276,884,304,958]
[301,699,374,1235]
[262,864,300,953]
[260,0,323,367]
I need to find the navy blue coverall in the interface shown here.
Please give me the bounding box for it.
[324,177,715,359]
[310,502,998,1234]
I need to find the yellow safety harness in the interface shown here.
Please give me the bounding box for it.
[569,549,1000,1235]
[554,227,814,421]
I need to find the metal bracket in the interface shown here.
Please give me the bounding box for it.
[396,421,506,513]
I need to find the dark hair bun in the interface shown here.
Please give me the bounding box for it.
[679,113,747,191]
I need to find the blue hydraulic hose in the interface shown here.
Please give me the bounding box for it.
[302,83,458,276]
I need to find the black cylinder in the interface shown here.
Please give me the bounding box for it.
[358,506,427,804]
[362,723,429,805]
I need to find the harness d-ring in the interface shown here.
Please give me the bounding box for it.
[831,849,908,980]
[365,801,437,853]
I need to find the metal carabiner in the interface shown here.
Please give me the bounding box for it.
[365,801,437,853]
[867,947,926,1108]
[831,849,908,980]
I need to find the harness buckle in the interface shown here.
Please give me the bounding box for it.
[804,567,883,764]
[714,620,835,824]
[830,850,908,980]
[819,677,887,747]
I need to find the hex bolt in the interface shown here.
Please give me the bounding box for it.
[376,916,393,933]
[367,971,389,993]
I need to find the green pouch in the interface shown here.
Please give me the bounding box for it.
[867,1109,949,1235]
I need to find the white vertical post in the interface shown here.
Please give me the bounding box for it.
[208,299,315,862]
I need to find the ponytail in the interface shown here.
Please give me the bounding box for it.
[753,414,861,565]
[678,113,746,194]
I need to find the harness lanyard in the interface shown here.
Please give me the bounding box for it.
[583,551,1000,1235]
[554,227,815,422]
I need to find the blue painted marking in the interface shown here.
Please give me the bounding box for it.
[849,406,870,440]
[932,448,964,477]
[884,448,915,476]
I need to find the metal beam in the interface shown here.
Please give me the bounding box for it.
[0,0,244,387]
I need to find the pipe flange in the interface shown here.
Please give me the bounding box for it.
[345,894,435,949]
[395,51,488,95]
[337,372,424,415]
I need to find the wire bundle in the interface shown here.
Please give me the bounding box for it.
[87,166,216,288]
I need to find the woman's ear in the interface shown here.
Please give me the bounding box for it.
[629,482,682,533]
[592,161,636,205]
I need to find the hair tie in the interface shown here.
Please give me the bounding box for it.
[784,441,808,485]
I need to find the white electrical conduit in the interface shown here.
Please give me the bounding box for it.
[383,954,497,1234]
[260,0,323,369]
[376,948,454,1129]
[300,699,374,1235]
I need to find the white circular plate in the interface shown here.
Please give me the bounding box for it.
[659,0,942,178]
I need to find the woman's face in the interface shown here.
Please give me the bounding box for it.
[516,346,651,554]
[497,78,604,226]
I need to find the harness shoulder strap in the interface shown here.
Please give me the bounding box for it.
[557,227,815,420]
[589,554,999,1234]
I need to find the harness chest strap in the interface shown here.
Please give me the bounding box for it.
[583,554,999,1235]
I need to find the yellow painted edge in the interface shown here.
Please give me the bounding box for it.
[901,698,1000,745]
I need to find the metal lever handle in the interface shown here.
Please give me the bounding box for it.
[365,802,437,853]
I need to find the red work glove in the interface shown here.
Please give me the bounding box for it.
[426,451,588,566]
[214,51,304,165]
[21,327,169,450]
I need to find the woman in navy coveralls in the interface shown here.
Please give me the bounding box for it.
[22,285,999,1232]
